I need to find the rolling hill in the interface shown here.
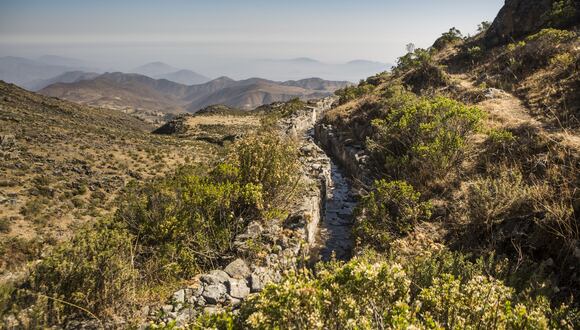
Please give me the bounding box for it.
[39,72,351,118]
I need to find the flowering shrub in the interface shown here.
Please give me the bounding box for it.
[197,255,578,329]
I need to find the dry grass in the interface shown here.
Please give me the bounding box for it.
[0,82,225,274]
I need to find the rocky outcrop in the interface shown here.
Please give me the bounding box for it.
[152,114,192,135]
[484,0,578,47]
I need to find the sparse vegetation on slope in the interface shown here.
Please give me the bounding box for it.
[2,126,302,326]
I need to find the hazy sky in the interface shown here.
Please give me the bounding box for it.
[0,0,504,72]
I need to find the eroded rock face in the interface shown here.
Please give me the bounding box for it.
[484,0,554,47]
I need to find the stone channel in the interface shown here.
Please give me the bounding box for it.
[146,98,357,327]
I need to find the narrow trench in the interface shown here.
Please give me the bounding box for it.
[318,160,356,261]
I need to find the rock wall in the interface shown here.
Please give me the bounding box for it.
[314,123,373,187]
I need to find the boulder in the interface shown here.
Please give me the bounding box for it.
[484,0,555,47]
[201,284,227,304]
[200,272,229,285]
[250,267,277,292]
[172,289,186,304]
[224,259,251,279]
[227,278,250,299]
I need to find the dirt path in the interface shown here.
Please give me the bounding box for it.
[451,73,580,150]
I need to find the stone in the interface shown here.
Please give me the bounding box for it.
[224,258,251,279]
[226,294,242,307]
[227,278,250,299]
[200,273,227,285]
[172,289,186,304]
[203,306,219,315]
[161,304,173,314]
[250,267,275,293]
[174,308,195,327]
[201,283,227,304]
[209,269,231,282]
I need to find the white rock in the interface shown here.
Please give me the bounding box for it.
[224,258,251,279]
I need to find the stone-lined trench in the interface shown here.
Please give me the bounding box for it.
[317,160,356,261]
[147,99,358,327]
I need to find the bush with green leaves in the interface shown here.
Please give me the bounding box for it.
[116,167,264,281]
[504,28,577,77]
[335,82,375,104]
[225,131,301,207]
[28,220,137,323]
[432,27,463,50]
[395,47,433,73]
[354,180,432,251]
[196,254,578,329]
[546,0,578,27]
[465,170,535,232]
[367,92,483,186]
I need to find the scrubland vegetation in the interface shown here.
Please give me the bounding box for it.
[1,128,301,326]
[2,2,579,329]
[192,11,580,329]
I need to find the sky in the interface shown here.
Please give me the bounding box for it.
[0,0,504,75]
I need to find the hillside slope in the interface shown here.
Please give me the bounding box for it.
[0,81,216,275]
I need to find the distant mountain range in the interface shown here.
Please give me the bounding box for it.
[131,62,211,85]
[222,58,393,82]
[39,72,351,116]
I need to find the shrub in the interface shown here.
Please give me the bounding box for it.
[505,28,577,78]
[546,0,578,27]
[0,217,10,233]
[335,82,375,104]
[550,52,575,71]
[433,27,463,50]
[225,132,301,207]
[477,21,491,33]
[395,48,433,73]
[116,167,264,281]
[367,95,483,186]
[467,46,483,63]
[354,180,432,251]
[30,220,137,322]
[199,255,578,329]
[466,170,535,231]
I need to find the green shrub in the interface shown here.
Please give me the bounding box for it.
[368,94,483,186]
[433,27,463,50]
[466,170,535,231]
[30,220,137,322]
[467,46,483,63]
[504,28,577,77]
[395,48,433,73]
[354,180,432,251]
[335,82,375,104]
[546,0,578,27]
[0,217,10,233]
[116,167,264,281]
[199,255,578,329]
[226,132,301,207]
